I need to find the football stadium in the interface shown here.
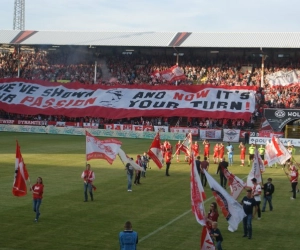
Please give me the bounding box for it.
[1,1,300,250]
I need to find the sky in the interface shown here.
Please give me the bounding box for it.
[0,0,300,32]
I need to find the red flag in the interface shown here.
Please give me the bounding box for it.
[12,141,29,197]
[191,154,207,226]
[272,136,283,157]
[160,65,186,82]
[147,133,164,169]
[151,70,160,79]
[200,226,215,250]
[181,133,192,156]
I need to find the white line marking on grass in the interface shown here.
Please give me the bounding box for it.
[139,196,214,243]
[140,175,249,243]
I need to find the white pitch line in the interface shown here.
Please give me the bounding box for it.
[139,196,214,243]
[140,175,248,243]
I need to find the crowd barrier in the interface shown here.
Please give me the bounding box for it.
[0,125,186,141]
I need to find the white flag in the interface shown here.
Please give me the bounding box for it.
[160,65,186,82]
[264,140,279,167]
[272,136,291,164]
[118,148,144,172]
[247,149,263,187]
[86,131,122,164]
[204,169,246,232]
[222,167,246,200]
[191,154,207,226]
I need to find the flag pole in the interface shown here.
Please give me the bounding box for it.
[255,145,264,185]
[282,167,291,181]
[118,153,126,168]
[27,176,32,190]
[260,171,264,186]
[258,153,264,186]
[291,156,300,170]
[172,134,188,158]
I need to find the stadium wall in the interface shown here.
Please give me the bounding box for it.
[0,125,186,141]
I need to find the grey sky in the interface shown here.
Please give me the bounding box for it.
[0,0,299,32]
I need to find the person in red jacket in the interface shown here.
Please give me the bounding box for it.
[31,177,44,222]
[203,140,211,161]
[213,143,219,164]
[81,164,95,202]
[239,142,246,167]
[165,148,172,176]
[206,202,219,230]
[218,143,225,162]
[175,140,182,162]
[192,141,200,157]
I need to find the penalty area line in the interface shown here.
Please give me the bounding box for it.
[139,196,214,243]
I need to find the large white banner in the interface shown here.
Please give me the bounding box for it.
[199,129,222,139]
[0,79,256,120]
[223,129,240,142]
[265,70,299,87]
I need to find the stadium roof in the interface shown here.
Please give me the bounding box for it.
[1,30,300,48]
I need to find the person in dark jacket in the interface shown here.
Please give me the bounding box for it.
[195,156,201,175]
[241,189,257,239]
[210,221,223,250]
[262,177,275,212]
[125,159,134,192]
[216,157,229,188]
[165,148,172,176]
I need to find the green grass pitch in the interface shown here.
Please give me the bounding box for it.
[0,132,298,250]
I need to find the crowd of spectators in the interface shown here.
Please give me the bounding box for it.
[0,49,102,84]
[1,47,300,127]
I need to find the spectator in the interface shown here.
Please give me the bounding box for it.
[262,177,275,212]
[241,189,257,240]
